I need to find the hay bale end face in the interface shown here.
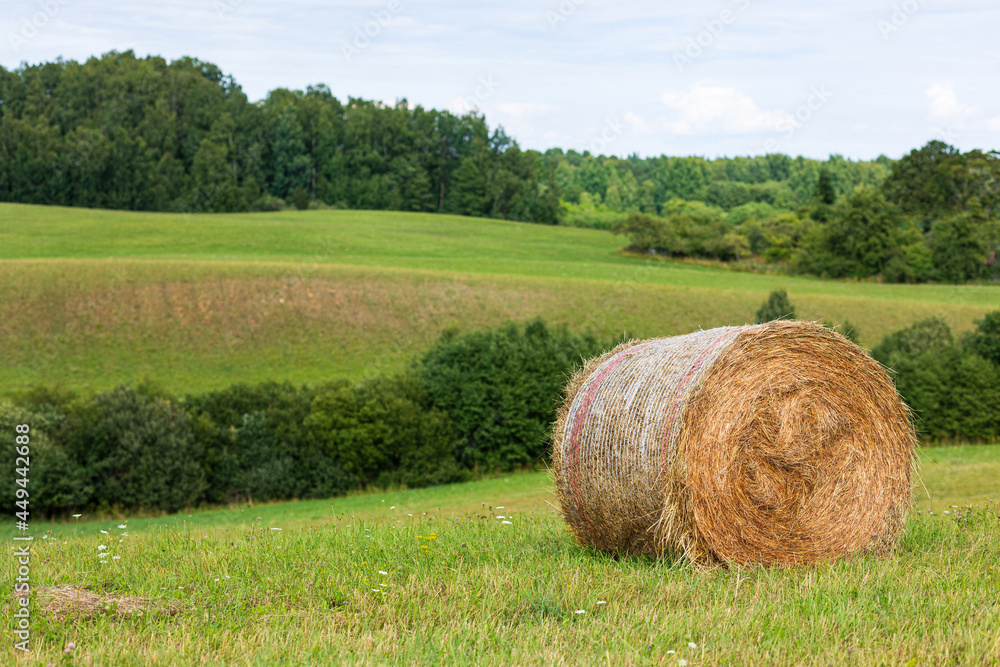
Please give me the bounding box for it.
[551,321,916,566]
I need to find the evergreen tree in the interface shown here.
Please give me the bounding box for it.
[452,156,488,216]
[755,290,796,323]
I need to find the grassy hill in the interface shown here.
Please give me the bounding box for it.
[1,202,997,395]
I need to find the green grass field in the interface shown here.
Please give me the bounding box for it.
[3,445,998,665]
[1,203,997,396]
[3,204,999,664]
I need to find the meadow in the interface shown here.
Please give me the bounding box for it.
[2,444,998,666]
[1,203,997,395]
[2,204,999,664]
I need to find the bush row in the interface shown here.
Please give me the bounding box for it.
[872,313,1000,442]
[4,311,996,517]
[2,320,608,516]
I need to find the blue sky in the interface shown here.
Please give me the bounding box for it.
[3,0,998,159]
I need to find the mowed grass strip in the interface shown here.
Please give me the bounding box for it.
[1,203,997,307]
[3,446,998,666]
[1,258,994,395]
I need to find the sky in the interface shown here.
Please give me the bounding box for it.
[2,0,999,160]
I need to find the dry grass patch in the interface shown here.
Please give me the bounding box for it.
[14,584,180,619]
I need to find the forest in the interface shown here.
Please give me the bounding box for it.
[1,51,998,282]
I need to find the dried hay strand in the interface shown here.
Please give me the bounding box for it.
[551,320,916,566]
[13,584,179,619]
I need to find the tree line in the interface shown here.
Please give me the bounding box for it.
[612,142,1000,284]
[2,52,998,283]
[3,310,997,517]
[0,51,884,224]
[0,51,559,222]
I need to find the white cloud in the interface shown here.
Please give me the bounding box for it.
[660,84,792,135]
[987,117,1000,132]
[623,111,651,133]
[925,82,979,122]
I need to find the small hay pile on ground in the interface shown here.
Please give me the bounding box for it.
[13,584,178,618]
[551,321,916,566]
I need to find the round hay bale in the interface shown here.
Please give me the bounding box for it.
[551,321,916,566]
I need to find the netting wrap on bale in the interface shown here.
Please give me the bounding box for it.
[551,321,916,566]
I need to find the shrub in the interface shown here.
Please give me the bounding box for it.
[890,346,1000,442]
[873,317,1000,442]
[305,374,463,489]
[871,317,954,368]
[183,381,320,502]
[251,194,287,211]
[418,319,607,470]
[291,186,310,211]
[755,289,796,324]
[73,386,206,513]
[613,212,671,253]
[231,411,297,501]
[0,403,91,516]
[968,311,1000,367]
